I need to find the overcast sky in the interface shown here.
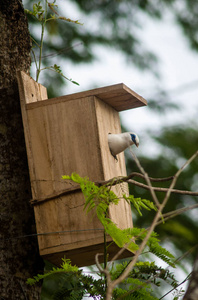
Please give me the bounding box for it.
[26,0,198,140]
[61,6,198,144]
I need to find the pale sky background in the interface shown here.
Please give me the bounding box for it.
[63,5,198,131]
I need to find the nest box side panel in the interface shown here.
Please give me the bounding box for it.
[94,96,133,230]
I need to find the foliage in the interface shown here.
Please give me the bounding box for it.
[112,261,178,288]
[27,255,178,300]
[28,258,105,299]
[63,173,175,267]
[28,257,179,300]
[25,0,81,84]
[126,124,198,263]
[27,258,78,285]
[124,194,157,216]
[27,173,182,299]
[113,278,159,300]
[23,0,198,97]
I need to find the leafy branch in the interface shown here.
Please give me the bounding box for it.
[30,168,198,205]
[25,0,81,83]
[27,258,78,285]
[27,169,181,299]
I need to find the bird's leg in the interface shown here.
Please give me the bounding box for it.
[110,149,118,162]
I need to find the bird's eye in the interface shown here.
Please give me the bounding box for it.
[130,134,136,143]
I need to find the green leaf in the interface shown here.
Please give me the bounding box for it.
[27,258,79,286]
[124,194,157,216]
[71,80,80,86]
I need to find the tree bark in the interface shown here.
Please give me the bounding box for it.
[183,254,198,300]
[0,1,44,299]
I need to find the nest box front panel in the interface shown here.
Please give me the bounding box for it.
[27,96,108,254]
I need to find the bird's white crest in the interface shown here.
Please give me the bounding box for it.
[108,132,139,159]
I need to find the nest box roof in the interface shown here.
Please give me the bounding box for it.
[25,82,147,112]
[55,83,147,112]
[64,83,147,112]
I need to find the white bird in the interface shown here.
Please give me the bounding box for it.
[108,132,139,160]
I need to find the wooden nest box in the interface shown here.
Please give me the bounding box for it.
[17,71,147,267]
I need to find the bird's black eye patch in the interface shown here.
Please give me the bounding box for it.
[130,134,136,143]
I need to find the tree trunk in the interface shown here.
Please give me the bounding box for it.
[0,1,44,299]
[183,254,198,300]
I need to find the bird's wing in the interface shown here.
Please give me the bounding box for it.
[108,134,128,156]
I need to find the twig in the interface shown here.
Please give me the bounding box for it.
[159,273,191,299]
[95,253,106,274]
[98,172,174,186]
[174,245,198,264]
[31,173,188,205]
[149,203,198,228]
[129,148,160,207]
[160,150,198,213]
[102,150,198,300]
[162,203,198,221]
[127,179,198,196]
[110,244,132,263]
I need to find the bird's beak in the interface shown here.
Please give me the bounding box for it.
[135,142,139,147]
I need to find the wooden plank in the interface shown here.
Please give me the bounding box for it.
[17,71,48,103]
[17,71,48,199]
[42,241,132,267]
[35,192,106,254]
[94,96,133,229]
[26,82,147,112]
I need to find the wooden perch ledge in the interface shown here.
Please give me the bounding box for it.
[30,172,198,205]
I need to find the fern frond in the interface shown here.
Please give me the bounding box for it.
[147,237,175,268]
[123,194,157,216]
[27,258,79,285]
[113,278,158,300]
[111,260,178,298]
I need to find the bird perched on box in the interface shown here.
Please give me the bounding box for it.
[108,132,139,161]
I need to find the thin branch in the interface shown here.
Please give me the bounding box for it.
[95,253,113,300]
[95,253,106,274]
[98,172,174,186]
[127,179,198,196]
[110,244,132,263]
[161,150,198,213]
[159,273,191,300]
[103,150,198,300]
[152,203,198,228]
[129,148,160,207]
[163,203,198,219]
[30,173,182,205]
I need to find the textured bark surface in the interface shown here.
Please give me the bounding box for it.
[183,254,198,300]
[0,0,43,299]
